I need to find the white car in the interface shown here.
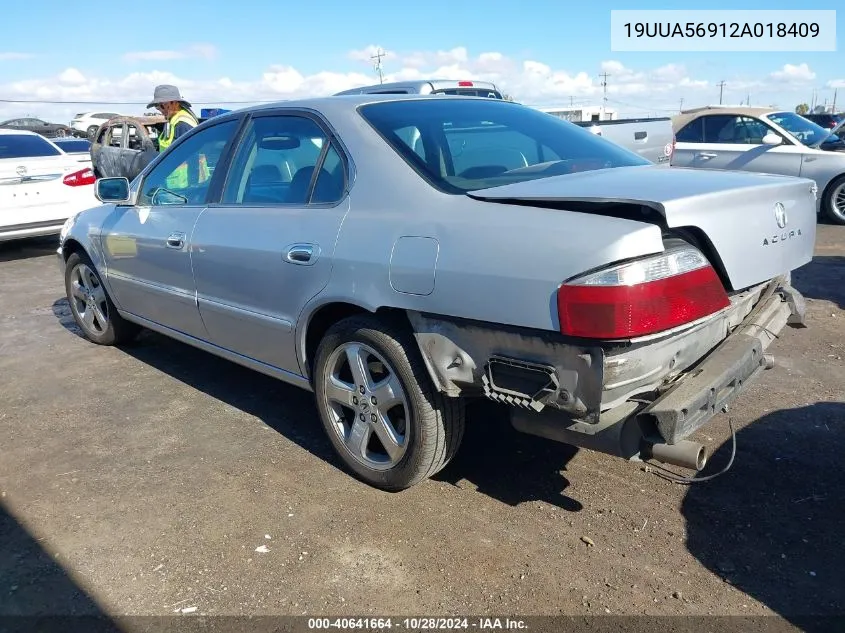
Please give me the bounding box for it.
[0,129,100,242]
[69,111,123,140]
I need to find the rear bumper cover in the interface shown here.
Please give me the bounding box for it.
[640,282,804,444]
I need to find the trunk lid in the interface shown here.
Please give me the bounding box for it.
[0,156,83,225]
[468,165,817,291]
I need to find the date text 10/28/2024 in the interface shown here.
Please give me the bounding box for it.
[609,10,836,52]
[307,617,528,630]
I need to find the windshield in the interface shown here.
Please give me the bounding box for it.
[0,134,61,159]
[358,99,650,193]
[766,112,839,147]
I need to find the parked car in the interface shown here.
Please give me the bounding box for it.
[52,137,93,166]
[90,115,165,180]
[671,106,845,224]
[0,129,98,242]
[0,117,73,139]
[802,112,843,130]
[69,111,123,140]
[335,79,504,99]
[571,118,674,165]
[58,95,814,491]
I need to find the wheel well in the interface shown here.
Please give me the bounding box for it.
[303,302,410,377]
[820,173,845,206]
[61,238,84,261]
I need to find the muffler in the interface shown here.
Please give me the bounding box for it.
[641,439,707,471]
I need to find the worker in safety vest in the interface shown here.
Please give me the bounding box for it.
[146,84,208,190]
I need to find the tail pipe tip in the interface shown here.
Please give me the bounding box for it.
[642,439,708,471]
[763,353,776,370]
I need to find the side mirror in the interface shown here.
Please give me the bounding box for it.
[95,177,131,203]
[762,132,782,146]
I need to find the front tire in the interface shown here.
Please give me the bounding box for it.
[64,251,140,345]
[313,314,465,491]
[822,175,845,225]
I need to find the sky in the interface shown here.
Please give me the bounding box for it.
[0,0,842,123]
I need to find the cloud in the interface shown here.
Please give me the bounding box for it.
[0,47,827,123]
[122,43,218,63]
[827,78,845,89]
[770,63,815,83]
[0,52,34,61]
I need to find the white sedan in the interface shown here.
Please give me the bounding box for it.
[0,129,100,242]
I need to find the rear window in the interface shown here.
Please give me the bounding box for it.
[0,134,61,159]
[358,99,649,194]
[54,138,91,153]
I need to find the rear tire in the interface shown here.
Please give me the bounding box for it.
[64,251,140,346]
[822,175,845,225]
[312,314,465,491]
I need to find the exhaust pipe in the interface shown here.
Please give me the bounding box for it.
[641,440,707,471]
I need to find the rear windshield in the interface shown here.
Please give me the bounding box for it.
[358,99,649,193]
[0,134,61,159]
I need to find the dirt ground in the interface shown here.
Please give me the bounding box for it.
[0,225,843,632]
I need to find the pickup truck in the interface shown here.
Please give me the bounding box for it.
[573,118,675,165]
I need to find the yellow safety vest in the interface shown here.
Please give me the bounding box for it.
[158,109,209,191]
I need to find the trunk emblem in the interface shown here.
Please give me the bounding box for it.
[15,166,27,176]
[774,202,787,229]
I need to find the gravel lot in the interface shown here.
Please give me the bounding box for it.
[1,225,843,631]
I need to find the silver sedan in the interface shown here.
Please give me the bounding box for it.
[59,95,815,490]
[671,106,845,224]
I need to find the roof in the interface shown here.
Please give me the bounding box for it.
[672,105,783,130]
[208,93,519,121]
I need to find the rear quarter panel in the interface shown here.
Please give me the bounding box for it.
[302,109,667,334]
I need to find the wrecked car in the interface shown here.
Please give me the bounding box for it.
[59,95,816,491]
[90,115,165,181]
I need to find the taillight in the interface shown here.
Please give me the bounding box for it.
[557,246,730,339]
[63,168,96,187]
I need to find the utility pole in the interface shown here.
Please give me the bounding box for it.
[679,97,684,112]
[833,88,837,112]
[370,48,386,84]
[569,95,574,107]
[717,80,726,105]
[599,72,610,119]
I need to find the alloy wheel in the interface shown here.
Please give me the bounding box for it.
[323,342,410,471]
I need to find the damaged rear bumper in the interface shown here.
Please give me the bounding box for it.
[408,278,805,468]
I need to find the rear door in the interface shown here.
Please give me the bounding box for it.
[674,114,803,176]
[190,111,350,375]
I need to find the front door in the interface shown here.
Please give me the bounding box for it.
[190,112,350,375]
[100,118,241,338]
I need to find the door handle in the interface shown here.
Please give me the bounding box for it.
[166,232,186,249]
[284,243,319,265]
[698,152,718,159]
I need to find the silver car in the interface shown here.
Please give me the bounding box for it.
[671,106,845,224]
[58,95,816,491]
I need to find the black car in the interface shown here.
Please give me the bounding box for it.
[803,112,843,129]
[0,117,74,138]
